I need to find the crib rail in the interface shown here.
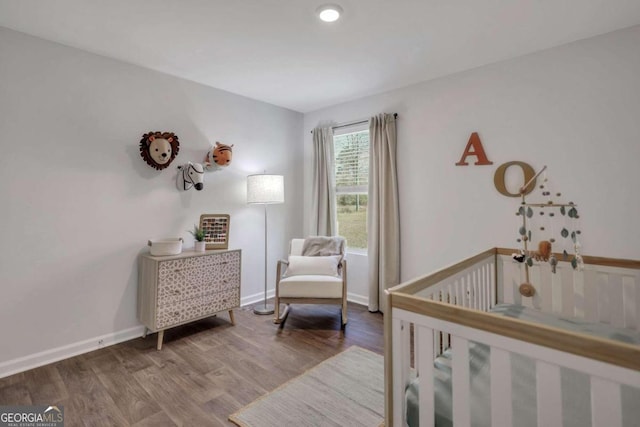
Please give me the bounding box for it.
[497,248,640,331]
[401,249,496,360]
[384,247,640,427]
[391,301,640,427]
[383,248,497,426]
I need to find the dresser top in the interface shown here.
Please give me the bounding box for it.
[141,248,241,261]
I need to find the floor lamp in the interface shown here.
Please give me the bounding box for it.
[247,174,284,315]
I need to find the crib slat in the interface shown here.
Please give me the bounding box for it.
[597,272,611,324]
[591,376,622,427]
[477,265,482,308]
[573,268,586,318]
[451,336,471,427]
[584,267,598,322]
[483,263,489,311]
[515,263,524,306]
[470,273,476,308]
[490,347,512,427]
[392,317,409,427]
[496,256,504,305]
[502,258,516,304]
[491,260,497,308]
[484,263,490,311]
[417,326,435,427]
[609,274,624,328]
[473,279,479,310]
[479,265,485,310]
[622,275,636,329]
[539,262,553,314]
[536,361,562,427]
[551,265,563,314]
[560,266,575,318]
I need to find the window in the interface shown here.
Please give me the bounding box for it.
[334,126,369,251]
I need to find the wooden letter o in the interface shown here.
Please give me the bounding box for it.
[494,161,536,197]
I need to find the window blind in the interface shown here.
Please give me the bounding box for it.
[334,131,369,194]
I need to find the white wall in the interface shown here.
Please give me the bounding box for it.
[0,27,303,375]
[303,26,640,301]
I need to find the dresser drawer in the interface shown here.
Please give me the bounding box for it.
[157,272,240,306]
[156,252,240,305]
[158,251,239,281]
[156,288,240,329]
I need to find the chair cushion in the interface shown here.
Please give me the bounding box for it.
[278,275,343,298]
[284,255,341,277]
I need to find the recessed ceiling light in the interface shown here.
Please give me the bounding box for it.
[317,4,343,22]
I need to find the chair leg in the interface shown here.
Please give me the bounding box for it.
[341,302,348,328]
[273,295,280,323]
[274,304,290,325]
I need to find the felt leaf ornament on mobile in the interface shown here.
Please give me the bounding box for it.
[139,131,180,170]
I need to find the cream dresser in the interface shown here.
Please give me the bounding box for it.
[138,249,241,350]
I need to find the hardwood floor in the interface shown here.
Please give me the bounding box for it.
[0,302,384,426]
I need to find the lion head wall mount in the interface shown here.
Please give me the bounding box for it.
[139,131,180,170]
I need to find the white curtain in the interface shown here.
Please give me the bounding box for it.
[367,113,400,312]
[311,127,337,236]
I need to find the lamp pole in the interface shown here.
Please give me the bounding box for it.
[247,173,283,315]
[254,202,274,314]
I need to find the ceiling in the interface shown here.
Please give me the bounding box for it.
[1,1,639,113]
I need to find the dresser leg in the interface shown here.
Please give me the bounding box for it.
[157,330,164,351]
[142,327,148,338]
[228,310,235,325]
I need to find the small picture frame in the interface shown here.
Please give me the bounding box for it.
[199,214,231,250]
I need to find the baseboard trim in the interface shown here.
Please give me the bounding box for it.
[0,325,145,379]
[1,291,370,379]
[347,292,369,307]
[241,289,276,307]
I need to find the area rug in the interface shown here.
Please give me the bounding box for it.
[229,346,384,427]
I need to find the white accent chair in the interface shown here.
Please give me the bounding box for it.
[274,238,347,328]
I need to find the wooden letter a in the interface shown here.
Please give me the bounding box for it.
[455,132,493,166]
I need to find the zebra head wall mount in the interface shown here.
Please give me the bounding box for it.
[176,162,205,191]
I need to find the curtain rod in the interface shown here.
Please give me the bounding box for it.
[310,113,398,134]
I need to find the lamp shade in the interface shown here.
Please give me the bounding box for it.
[247,174,284,204]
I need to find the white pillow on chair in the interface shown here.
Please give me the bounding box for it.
[284,255,341,277]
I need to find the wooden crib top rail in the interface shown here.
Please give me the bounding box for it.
[386,246,640,371]
[388,248,497,296]
[389,247,640,297]
[389,292,640,371]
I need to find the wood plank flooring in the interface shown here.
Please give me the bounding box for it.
[0,302,383,426]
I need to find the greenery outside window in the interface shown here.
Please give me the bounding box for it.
[334,125,369,252]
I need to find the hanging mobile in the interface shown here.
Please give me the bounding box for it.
[515,165,583,297]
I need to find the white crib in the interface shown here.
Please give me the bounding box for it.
[384,248,640,427]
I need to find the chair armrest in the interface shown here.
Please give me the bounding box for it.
[340,259,347,299]
[339,259,347,276]
[276,259,289,282]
